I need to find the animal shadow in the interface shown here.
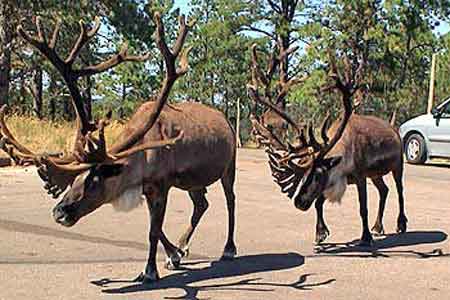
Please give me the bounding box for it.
[315,230,449,258]
[93,253,335,299]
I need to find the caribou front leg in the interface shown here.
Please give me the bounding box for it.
[135,188,169,284]
[315,195,330,244]
[356,178,373,246]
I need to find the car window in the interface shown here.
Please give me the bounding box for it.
[441,102,450,118]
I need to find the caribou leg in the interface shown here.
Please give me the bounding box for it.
[393,165,408,233]
[371,177,389,236]
[356,178,373,246]
[177,188,209,257]
[134,188,169,284]
[220,162,237,260]
[160,232,185,271]
[315,195,330,244]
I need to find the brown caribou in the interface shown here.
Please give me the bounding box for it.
[1,13,237,283]
[249,44,407,246]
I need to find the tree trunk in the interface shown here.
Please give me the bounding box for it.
[30,67,43,118]
[84,75,92,120]
[63,97,72,121]
[48,75,57,120]
[0,0,13,106]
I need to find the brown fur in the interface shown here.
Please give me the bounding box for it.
[53,102,237,281]
[327,114,402,181]
[301,114,407,245]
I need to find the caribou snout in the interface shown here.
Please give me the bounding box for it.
[52,202,78,227]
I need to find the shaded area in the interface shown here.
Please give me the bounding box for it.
[0,258,148,265]
[314,230,450,258]
[94,253,331,300]
[0,218,208,263]
[0,218,147,251]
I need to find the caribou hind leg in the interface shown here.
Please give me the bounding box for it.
[177,188,210,258]
[393,164,408,233]
[371,177,389,236]
[356,178,373,246]
[315,195,330,244]
[220,159,237,260]
[160,232,185,270]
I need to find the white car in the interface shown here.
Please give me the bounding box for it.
[399,98,450,164]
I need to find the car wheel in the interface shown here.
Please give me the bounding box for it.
[405,134,427,164]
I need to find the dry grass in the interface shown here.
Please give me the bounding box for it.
[0,115,125,158]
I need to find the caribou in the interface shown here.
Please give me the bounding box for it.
[249,43,407,246]
[0,13,237,283]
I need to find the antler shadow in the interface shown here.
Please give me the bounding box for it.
[314,230,449,258]
[92,253,334,299]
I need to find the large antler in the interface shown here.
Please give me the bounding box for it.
[109,12,194,154]
[2,12,193,198]
[249,44,358,175]
[247,43,306,135]
[17,16,151,160]
[310,49,362,160]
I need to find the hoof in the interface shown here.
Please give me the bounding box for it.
[396,215,408,234]
[165,249,184,270]
[371,223,385,236]
[133,271,160,284]
[180,246,189,258]
[220,244,237,260]
[315,227,330,244]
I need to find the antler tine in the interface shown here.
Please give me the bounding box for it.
[17,18,65,69]
[327,48,346,94]
[153,12,172,72]
[250,114,287,151]
[250,43,274,88]
[0,105,35,156]
[307,122,321,151]
[172,15,196,57]
[247,82,301,134]
[248,44,302,134]
[109,12,193,155]
[19,16,152,163]
[320,113,332,144]
[76,42,151,77]
[111,130,184,160]
[0,105,72,166]
[65,16,101,65]
[316,50,354,160]
[276,36,299,86]
[176,46,193,75]
[150,11,193,125]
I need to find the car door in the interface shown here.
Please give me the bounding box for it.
[427,101,450,157]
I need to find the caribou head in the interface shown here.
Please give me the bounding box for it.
[249,43,359,211]
[1,12,192,226]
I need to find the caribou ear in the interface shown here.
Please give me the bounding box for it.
[321,156,342,170]
[98,164,124,178]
